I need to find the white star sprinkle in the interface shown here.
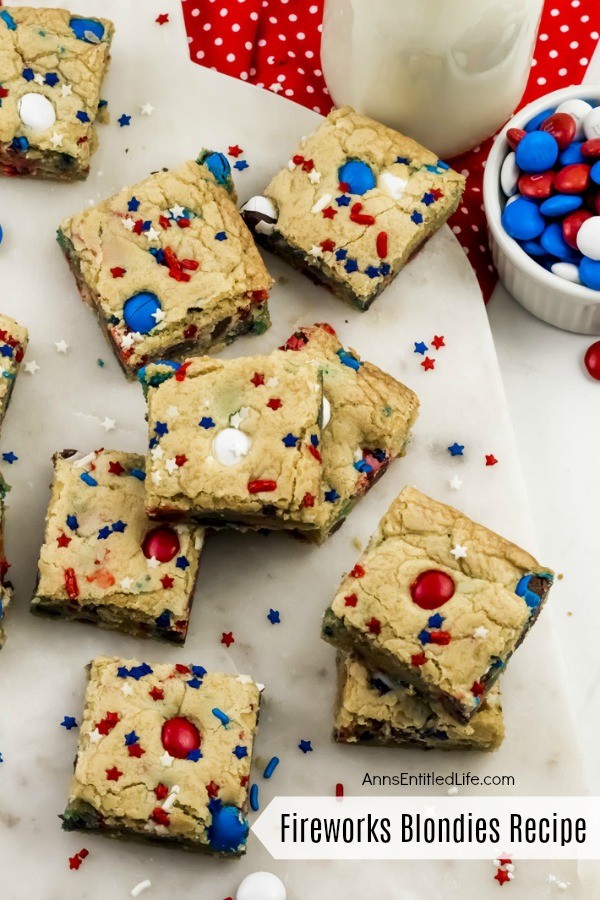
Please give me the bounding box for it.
[50,132,63,149]
[24,361,40,375]
[151,309,165,323]
[151,470,162,485]
[54,339,69,354]
[169,205,185,219]
[145,226,159,242]
[308,169,321,184]
[473,626,489,640]
[60,83,73,97]
[450,544,468,560]
[121,683,133,696]
[449,475,463,490]
[122,217,135,231]
[146,556,160,569]
[120,577,134,590]
[165,458,178,474]
[101,417,116,431]
[307,244,323,259]
[33,73,44,86]
[121,333,136,349]
[140,102,155,116]
[88,729,103,744]
[150,445,164,460]
[166,405,180,418]
[160,751,174,767]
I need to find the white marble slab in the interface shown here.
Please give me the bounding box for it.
[0,1,594,897]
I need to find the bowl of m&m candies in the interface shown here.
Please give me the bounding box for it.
[484,86,600,334]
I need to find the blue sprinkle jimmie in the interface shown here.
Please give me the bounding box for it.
[263,756,279,779]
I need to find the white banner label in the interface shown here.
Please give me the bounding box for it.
[251,797,600,860]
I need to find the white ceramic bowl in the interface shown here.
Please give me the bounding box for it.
[483,84,600,334]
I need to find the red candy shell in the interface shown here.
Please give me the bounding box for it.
[540,113,577,151]
[554,164,591,194]
[582,139,600,160]
[562,209,593,249]
[161,716,201,759]
[584,341,600,381]
[507,128,526,151]
[142,526,180,563]
[518,170,554,199]
[409,570,455,610]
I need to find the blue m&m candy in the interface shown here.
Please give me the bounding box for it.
[137,359,180,387]
[540,223,580,261]
[524,107,556,133]
[338,159,376,195]
[539,194,583,217]
[123,292,162,334]
[69,17,105,42]
[203,151,231,185]
[501,197,545,241]
[518,239,545,257]
[515,131,559,173]
[580,257,600,290]
[208,805,249,853]
[559,142,585,166]
[590,161,600,186]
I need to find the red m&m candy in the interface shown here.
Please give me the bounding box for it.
[142,526,180,563]
[507,128,526,151]
[584,342,600,380]
[554,163,591,194]
[562,209,593,249]
[582,139,600,159]
[540,113,577,151]
[410,570,455,610]
[518,171,554,199]
[161,716,201,759]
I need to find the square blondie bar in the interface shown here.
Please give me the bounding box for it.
[334,653,504,751]
[241,106,465,310]
[31,450,203,643]
[0,7,113,180]
[0,312,27,434]
[62,657,261,856]
[58,152,273,377]
[322,486,553,722]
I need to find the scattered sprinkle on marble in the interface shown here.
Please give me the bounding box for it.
[24,360,40,374]
[431,335,445,349]
[421,356,435,371]
[449,475,463,490]
[100,417,116,431]
[118,113,131,127]
[155,13,169,25]
[1,452,17,464]
[298,739,313,753]
[267,608,280,624]
[54,339,69,354]
[131,880,152,897]
[485,454,499,467]
[263,756,279,779]
[413,341,428,355]
[60,716,78,730]
[448,442,464,457]
[221,631,235,648]
[68,849,89,870]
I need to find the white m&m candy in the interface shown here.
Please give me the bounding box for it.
[240,196,278,236]
[213,427,251,466]
[378,171,408,200]
[236,872,286,900]
[583,106,600,141]
[576,217,600,261]
[500,152,519,197]
[18,93,56,131]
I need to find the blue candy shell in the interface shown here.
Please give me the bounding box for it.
[208,805,249,853]
[69,17,105,42]
[203,151,231,185]
[559,142,585,166]
[338,159,376,195]
[590,161,600,186]
[0,225,3,247]
[515,131,558,173]
[519,238,546,257]
[123,292,162,334]
[539,194,583,217]
[524,107,556,132]
[540,223,580,262]
[580,257,600,290]
[137,359,180,387]
[501,197,545,241]
[516,574,550,611]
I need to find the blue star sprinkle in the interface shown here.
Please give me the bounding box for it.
[380,263,391,276]
[1,452,17,464]
[298,740,313,754]
[127,196,140,212]
[22,68,34,81]
[344,258,358,273]
[186,678,203,689]
[80,472,98,487]
[154,421,168,436]
[10,137,27,153]
[233,160,248,171]
[335,195,351,207]
[410,210,423,225]
[117,663,154,681]
[76,110,90,123]
[335,248,347,261]
[66,514,79,530]
[0,345,13,357]
[97,526,112,540]
[267,609,280,624]
[418,629,432,644]
[428,613,444,629]
[175,556,190,570]
[111,520,127,533]
[233,745,248,759]
[421,192,435,206]
[396,156,410,165]
[60,716,78,730]
[324,489,340,503]
[155,611,170,629]
[365,266,380,279]
[124,731,139,746]
[187,749,202,761]
[191,664,207,679]
[282,433,299,448]
[212,708,230,726]
[447,442,465,457]
[414,341,428,355]
[199,417,215,429]
[45,72,59,87]
[118,113,131,127]
[215,231,227,241]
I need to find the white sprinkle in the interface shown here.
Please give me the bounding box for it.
[50,131,63,149]
[166,405,180,418]
[151,309,166,323]
[307,244,323,259]
[54,339,69,354]
[151,471,162,485]
[447,786,459,795]
[121,333,136,349]
[473,626,489,640]
[165,457,178,474]
[311,193,332,213]
[88,729,103,744]
[150,445,164,460]
[449,475,463,491]
[122,217,135,231]
[100,417,116,432]
[121,683,133,696]
[140,103,155,116]
[146,556,160,569]
[33,73,44,86]
[131,880,151,898]
[120,577,134,590]
[74,451,97,469]
[145,227,160,242]
[450,543,467,560]
[60,83,73,98]
[169,205,186,218]
[308,168,321,184]
[160,751,174,767]
[24,360,40,375]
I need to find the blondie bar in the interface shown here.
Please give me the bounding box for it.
[241,106,465,310]
[31,450,203,643]
[62,657,261,856]
[322,487,553,722]
[0,7,113,180]
[0,313,27,433]
[58,153,273,377]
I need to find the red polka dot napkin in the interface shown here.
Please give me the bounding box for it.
[181,0,599,299]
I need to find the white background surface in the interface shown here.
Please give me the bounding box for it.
[0,1,597,898]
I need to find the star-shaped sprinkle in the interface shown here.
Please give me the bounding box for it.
[1,451,17,464]
[121,683,133,696]
[50,131,63,149]
[160,751,174,767]
[61,716,78,730]
[308,169,321,184]
[106,766,123,781]
[494,869,512,886]
[228,145,243,157]
[320,239,335,253]
[156,13,169,24]
[145,226,159,242]
[118,114,131,127]
[322,206,337,219]
[366,617,381,635]
[450,544,467,560]
[411,210,424,224]
[199,417,215,429]
[233,160,248,171]
[431,335,445,349]
[221,631,235,648]
[88,729,102,744]
[473,626,489,639]
[308,244,323,259]
[122,218,135,232]
[233,745,248,759]
[57,532,71,548]
[449,475,463,490]
[267,609,280,624]
[68,855,82,870]
[421,357,435,371]
[413,341,428,355]
[282,433,299,448]
[24,361,40,374]
[120,577,134,590]
[149,686,164,701]
[485,454,499,466]
[101,417,116,431]
[448,443,464,457]
[60,83,72,97]
[76,110,90,123]
[298,740,313,754]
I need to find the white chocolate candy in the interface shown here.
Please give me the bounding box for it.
[240,195,278,235]
[18,93,56,131]
[236,872,286,900]
[555,98,593,140]
[378,171,408,200]
[550,262,580,284]
[213,427,251,466]
[583,106,600,141]
[320,396,331,428]
[500,152,519,197]
[576,216,600,261]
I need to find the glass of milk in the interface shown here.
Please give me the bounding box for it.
[321,0,543,159]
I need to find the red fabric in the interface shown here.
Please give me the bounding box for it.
[183,0,600,299]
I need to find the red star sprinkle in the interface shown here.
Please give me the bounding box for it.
[106,766,123,781]
[57,532,71,548]
[344,593,358,607]
[471,680,485,696]
[250,372,265,387]
[149,686,164,701]
[206,780,220,798]
[267,398,282,410]
[68,855,82,870]
[366,617,381,635]
[320,238,336,253]
[338,181,350,193]
[411,652,427,667]
[421,357,435,371]
[301,158,315,172]
[431,335,445,349]
[154,783,169,800]
[128,744,145,758]
[430,188,444,201]
[108,461,125,476]
[350,564,365,578]
[152,807,170,826]
[497,857,512,866]
[175,454,187,467]
[160,575,174,589]
[183,324,198,340]
[159,215,171,230]
[228,145,243,157]
[322,206,337,219]
[155,13,169,24]
[485,454,499,467]
[0,87,9,99]
[494,869,511,886]
[110,266,126,278]
[175,664,190,674]
[97,712,119,735]
[301,492,315,508]
[221,631,235,648]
